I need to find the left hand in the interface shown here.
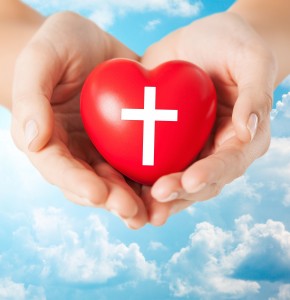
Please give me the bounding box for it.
[11,12,148,229]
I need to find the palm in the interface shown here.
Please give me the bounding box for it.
[140,13,274,223]
[48,87,147,227]
[12,12,148,229]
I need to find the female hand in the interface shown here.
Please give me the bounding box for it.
[11,12,148,229]
[141,12,277,225]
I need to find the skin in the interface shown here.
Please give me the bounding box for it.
[141,12,277,217]
[11,11,149,229]
[0,0,43,109]
[1,0,289,229]
[141,0,290,216]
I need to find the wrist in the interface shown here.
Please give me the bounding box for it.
[229,0,290,84]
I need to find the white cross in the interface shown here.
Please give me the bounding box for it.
[121,86,178,166]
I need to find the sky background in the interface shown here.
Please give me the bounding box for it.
[1,0,290,299]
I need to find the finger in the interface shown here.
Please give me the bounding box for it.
[152,137,250,202]
[94,162,148,225]
[124,206,148,230]
[145,186,199,226]
[182,138,250,194]
[11,36,62,152]
[231,47,276,142]
[151,172,212,203]
[27,136,109,206]
[62,188,103,208]
[168,199,193,216]
[151,173,184,203]
[142,186,170,226]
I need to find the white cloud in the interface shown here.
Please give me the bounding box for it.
[0,128,57,206]
[221,175,262,201]
[5,207,158,285]
[165,216,290,299]
[145,19,161,31]
[281,184,290,207]
[23,0,203,28]
[248,138,290,205]
[0,107,10,129]
[271,92,290,119]
[186,205,196,216]
[217,137,290,212]
[89,7,115,29]
[183,100,290,227]
[1,74,290,300]
[148,241,167,251]
[0,278,46,300]
[270,284,290,300]
[0,278,26,300]
[271,92,290,137]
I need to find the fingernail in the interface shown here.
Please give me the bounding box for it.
[188,182,206,194]
[109,208,130,220]
[25,120,38,149]
[111,209,122,219]
[170,204,182,216]
[150,212,165,226]
[123,219,135,230]
[247,113,258,141]
[160,192,179,203]
[80,198,94,206]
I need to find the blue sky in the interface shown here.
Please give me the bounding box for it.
[1,0,290,299]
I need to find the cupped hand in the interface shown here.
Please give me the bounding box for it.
[11,11,147,229]
[141,12,277,225]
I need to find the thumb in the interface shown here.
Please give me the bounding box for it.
[232,51,277,143]
[11,41,60,152]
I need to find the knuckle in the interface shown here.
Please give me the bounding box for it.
[257,91,273,120]
[250,90,273,124]
[54,11,80,20]
[212,183,223,197]
[233,149,248,178]
[218,146,248,181]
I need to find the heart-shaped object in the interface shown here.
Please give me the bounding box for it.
[81,59,217,185]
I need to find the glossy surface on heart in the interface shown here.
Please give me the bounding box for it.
[81,59,217,185]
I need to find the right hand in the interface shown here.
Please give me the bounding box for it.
[141,12,277,225]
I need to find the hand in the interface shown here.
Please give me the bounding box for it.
[11,12,148,229]
[141,12,277,225]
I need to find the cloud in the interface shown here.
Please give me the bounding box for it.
[1,80,290,300]
[271,92,290,137]
[245,137,290,208]
[0,207,158,292]
[221,175,262,201]
[270,284,290,300]
[23,0,203,28]
[165,215,290,299]
[0,128,56,206]
[0,278,45,300]
[148,241,167,251]
[215,136,290,216]
[0,278,26,300]
[89,8,115,29]
[167,94,290,298]
[145,19,161,31]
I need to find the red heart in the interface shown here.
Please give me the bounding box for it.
[81,59,216,185]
